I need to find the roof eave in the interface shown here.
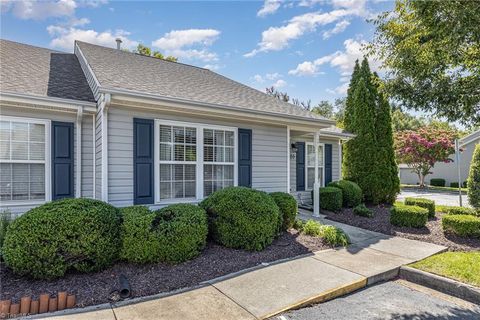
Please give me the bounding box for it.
[0,91,97,112]
[99,87,336,126]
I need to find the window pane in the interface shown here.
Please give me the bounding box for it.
[174,144,184,161]
[173,164,184,181]
[307,168,315,189]
[225,147,234,163]
[204,146,214,162]
[185,127,196,144]
[185,145,196,161]
[204,164,212,180]
[174,181,184,198]
[318,146,324,166]
[214,131,224,146]
[224,165,234,180]
[159,125,172,143]
[0,163,11,181]
[160,182,171,200]
[30,124,45,142]
[12,122,28,141]
[204,129,213,145]
[160,164,171,181]
[30,142,45,160]
[30,164,45,199]
[0,121,10,140]
[185,165,196,181]
[204,181,213,197]
[0,181,11,201]
[225,131,234,146]
[174,126,184,143]
[307,145,315,167]
[11,142,28,160]
[0,141,10,160]
[214,146,224,162]
[159,143,172,161]
[185,182,196,198]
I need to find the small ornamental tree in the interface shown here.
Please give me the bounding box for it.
[467,144,480,209]
[395,127,456,187]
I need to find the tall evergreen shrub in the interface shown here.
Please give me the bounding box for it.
[468,144,480,209]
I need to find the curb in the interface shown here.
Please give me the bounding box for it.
[366,267,401,286]
[400,266,480,304]
[261,277,367,319]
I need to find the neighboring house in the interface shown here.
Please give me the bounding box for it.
[399,129,480,186]
[0,39,352,215]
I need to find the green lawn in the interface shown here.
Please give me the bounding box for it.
[410,252,480,287]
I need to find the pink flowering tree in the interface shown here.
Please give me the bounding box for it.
[395,128,457,187]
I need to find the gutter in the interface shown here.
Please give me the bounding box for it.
[76,106,83,198]
[0,91,97,112]
[98,87,336,126]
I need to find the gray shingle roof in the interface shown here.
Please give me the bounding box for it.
[76,41,330,121]
[0,39,95,103]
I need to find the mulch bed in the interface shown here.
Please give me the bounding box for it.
[0,230,328,307]
[324,205,480,252]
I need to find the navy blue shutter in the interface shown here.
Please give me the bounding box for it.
[52,121,74,200]
[296,142,305,191]
[133,118,154,204]
[238,128,252,187]
[325,144,333,185]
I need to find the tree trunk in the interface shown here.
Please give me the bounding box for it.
[418,173,426,188]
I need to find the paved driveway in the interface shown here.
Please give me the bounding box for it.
[398,189,470,207]
[275,280,480,320]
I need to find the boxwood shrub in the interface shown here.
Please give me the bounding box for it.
[444,206,478,216]
[2,198,121,279]
[404,197,435,218]
[327,180,362,207]
[430,178,446,187]
[442,214,480,237]
[353,204,373,218]
[450,182,459,188]
[200,187,281,251]
[318,187,343,212]
[120,204,208,264]
[270,192,298,231]
[390,204,428,228]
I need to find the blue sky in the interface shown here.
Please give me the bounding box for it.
[1,0,393,106]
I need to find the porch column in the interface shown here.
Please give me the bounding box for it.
[313,131,320,217]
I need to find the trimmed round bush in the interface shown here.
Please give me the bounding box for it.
[327,180,362,207]
[353,204,373,218]
[390,204,428,228]
[444,206,478,216]
[404,197,435,218]
[450,182,459,188]
[200,187,281,251]
[2,198,121,279]
[318,187,343,212]
[442,214,480,237]
[120,204,208,264]
[430,178,446,187]
[270,192,297,230]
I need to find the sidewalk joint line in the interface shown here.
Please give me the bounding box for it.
[209,284,259,320]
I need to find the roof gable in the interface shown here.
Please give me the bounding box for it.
[0,39,95,103]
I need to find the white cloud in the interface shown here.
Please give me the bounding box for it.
[245,8,361,57]
[266,72,281,80]
[257,0,282,17]
[253,74,265,83]
[272,79,287,88]
[152,29,220,62]
[1,0,77,20]
[322,19,350,39]
[327,82,349,95]
[47,25,138,51]
[203,64,222,71]
[288,55,331,76]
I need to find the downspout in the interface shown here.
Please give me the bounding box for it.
[76,106,83,198]
[101,93,111,202]
[313,131,320,217]
[286,126,290,193]
[92,113,96,199]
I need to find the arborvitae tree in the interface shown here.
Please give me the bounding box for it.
[467,144,480,209]
[373,73,400,203]
[342,60,361,180]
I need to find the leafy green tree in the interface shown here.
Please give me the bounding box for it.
[333,98,346,128]
[368,0,480,126]
[391,108,425,132]
[373,73,400,203]
[467,144,480,209]
[312,100,334,119]
[132,44,178,62]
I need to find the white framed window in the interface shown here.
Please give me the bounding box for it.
[154,120,237,203]
[0,116,51,204]
[306,142,324,190]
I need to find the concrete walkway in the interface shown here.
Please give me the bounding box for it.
[41,211,446,320]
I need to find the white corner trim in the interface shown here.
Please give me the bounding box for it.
[313,131,320,217]
[100,93,111,202]
[92,113,96,199]
[287,125,290,193]
[75,106,83,198]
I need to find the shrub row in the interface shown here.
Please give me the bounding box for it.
[443,206,478,216]
[442,214,480,237]
[430,178,446,187]
[390,204,429,228]
[404,197,435,218]
[312,180,363,212]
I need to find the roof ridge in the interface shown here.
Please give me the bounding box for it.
[75,40,210,71]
